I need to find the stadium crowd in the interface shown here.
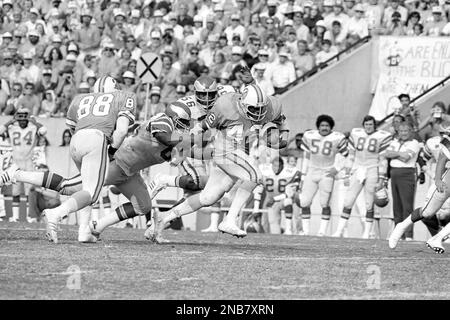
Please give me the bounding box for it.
[2,0,450,243]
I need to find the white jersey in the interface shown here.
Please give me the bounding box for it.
[260,164,300,197]
[348,128,392,168]
[177,95,206,124]
[301,130,348,169]
[0,135,12,171]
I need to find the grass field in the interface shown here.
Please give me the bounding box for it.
[0,221,449,300]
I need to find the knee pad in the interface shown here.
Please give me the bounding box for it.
[342,207,352,219]
[322,206,331,220]
[301,206,311,219]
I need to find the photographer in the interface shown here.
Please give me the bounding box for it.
[386,11,407,35]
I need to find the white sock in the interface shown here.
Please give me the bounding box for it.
[209,212,219,229]
[318,219,329,235]
[302,219,310,235]
[12,206,19,220]
[334,218,348,235]
[285,218,292,233]
[96,214,120,233]
[363,221,373,237]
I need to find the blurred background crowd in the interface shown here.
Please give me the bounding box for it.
[3,0,449,121]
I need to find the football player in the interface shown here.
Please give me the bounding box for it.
[389,129,450,253]
[332,115,392,238]
[0,108,47,222]
[0,101,197,241]
[150,83,289,242]
[41,76,136,243]
[147,77,231,234]
[0,133,12,221]
[254,156,301,234]
[299,114,348,236]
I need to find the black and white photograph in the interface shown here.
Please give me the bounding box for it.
[0,0,449,305]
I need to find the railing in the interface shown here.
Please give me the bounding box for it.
[275,35,372,95]
[376,74,450,129]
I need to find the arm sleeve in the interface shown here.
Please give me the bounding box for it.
[337,136,349,157]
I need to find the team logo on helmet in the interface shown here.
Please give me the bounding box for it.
[166,101,192,132]
[239,84,268,122]
[194,76,218,110]
[93,76,120,93]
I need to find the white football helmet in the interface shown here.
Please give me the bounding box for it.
[166,101,192,132]
[194,76,218,110]
[93,76,120,93]
[239,84,268,122]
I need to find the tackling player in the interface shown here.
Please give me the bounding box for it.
[0,100,197,242]
[0,108,47,222]
[332,115,392,238]
[299,114,348,236]
[150,83,289,242]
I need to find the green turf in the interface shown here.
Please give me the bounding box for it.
[0,221,449,300]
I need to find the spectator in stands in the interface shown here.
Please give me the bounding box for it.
[315,39,338,65]
[0,52,14,79]
[383,0,408,27]
[3,82,23,115]
[40,90,57,117]
[325,20,348,50]
[98,42,120,78]
[384,122,420,241]
[209,51,227,81]
[425,6,447,35]
[347,4,370,38]
[122,71,138,93]
[18,82,40,116]
[418,101,450,140]
[148,86,166,119]
[60,128,72,147]
[267,51,296,94]
[243,36,262,69]
[155,54,181,103]
[199,34,219,68]
[248,14,266,40]
[310,20,327,53]
[9,56,29,87]
[413,22,425,35]
[0,80,9,112]
[292,40,315,77]
[398,93,420,133]
[386,11,407,35]
[224,46,247,80]
[22,53,41,86]
[78,83,91,94]
[405,11,421,35]
[73,10,101,56]
[224,14,246,45]
[254,63,275,96]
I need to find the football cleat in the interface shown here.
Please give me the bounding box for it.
[0,163,19,186]
[218,221,247,238]
[42,209,59,244]
[388,222,408,249]
[78,225,97,243]
[426,236,445,254]
[148,173,168,200]
[89,220,101,241]
[201,226,219,233]
[149,211,171,243]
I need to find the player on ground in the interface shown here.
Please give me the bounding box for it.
[332,115,392,238]
[0,101,197,241]
[254,156,300,234]
[0,108,47,222]
[299,115,348,236]
[150,83,289,242]
[389,130,450,253]
[42,76,136,243]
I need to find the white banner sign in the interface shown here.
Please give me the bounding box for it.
[369,36,450,120]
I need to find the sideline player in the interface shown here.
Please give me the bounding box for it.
[299,115,348,236]
[254,156,300,234]
[389,130,450,253]
[0,108,47,221]
[150,83,289,242]
[332,115,392,238]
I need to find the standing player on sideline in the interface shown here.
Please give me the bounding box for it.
[389,130,450,253]
[42,76,136,243]
[150,83,289,242]
[332,115,392,238]
[0,109,47,222]
[254,156,300,234]
[299,115,348,236]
